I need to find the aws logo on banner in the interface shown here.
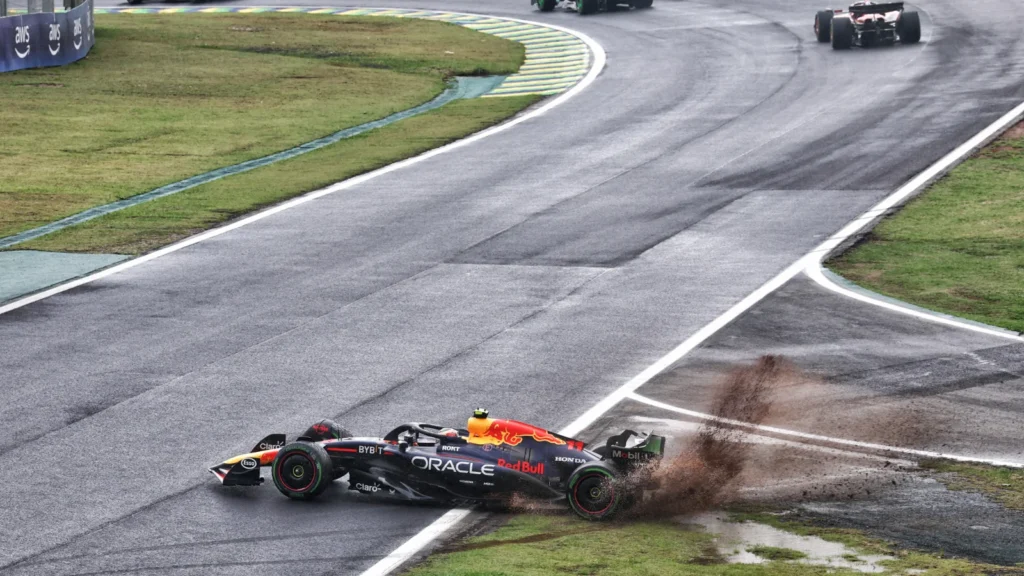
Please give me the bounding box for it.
[14,25,30,59]
[73,18,83,50]
[48,23,61,56]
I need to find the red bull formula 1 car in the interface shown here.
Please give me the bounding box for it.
[210,410,665,520]
[814,2,921,50]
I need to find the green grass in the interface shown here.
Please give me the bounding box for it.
[19,95,538,254]
[401,512,1024,576]
[919,459,1024,511]
[828,123,1024,333]
[746,546,806,561]
[0,13,524,240]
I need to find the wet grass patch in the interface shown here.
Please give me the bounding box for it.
[20,96,539,255]
[402,510,1024,575]
[920,459,1024,511]
[0,13,524,242]
[828,120,1024,333]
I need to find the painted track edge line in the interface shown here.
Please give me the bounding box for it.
[359,508,473,576]
[557,96,1024,442]
[0,13,606,318]
[627,392,1024,469]
[805,265,1024,342]
[366,46,1024,576]
[348,19,606,576]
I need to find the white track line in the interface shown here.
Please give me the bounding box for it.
[627,392,1024,469]
[0,12,606,318]
[625,414,916,465]
[561,97,1024,440]
[797,95,1024,342]
[353,18,605,576]
[805,264,1024,342]
[359,508,473,576]
[359,74,1024,576]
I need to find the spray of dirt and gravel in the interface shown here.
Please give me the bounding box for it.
[508,355,926,519]
[622,355,791,518]
[620,354,929,517]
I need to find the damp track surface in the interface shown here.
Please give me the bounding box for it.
[3,0,1024,574]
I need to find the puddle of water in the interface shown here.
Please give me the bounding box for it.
[684,512,894,573]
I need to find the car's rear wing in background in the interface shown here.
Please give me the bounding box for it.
[849,2,904,16]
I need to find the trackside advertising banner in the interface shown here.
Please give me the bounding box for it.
[0,0,94,73]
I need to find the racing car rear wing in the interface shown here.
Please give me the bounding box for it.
[848,2,903,16]
[602,429,665,471]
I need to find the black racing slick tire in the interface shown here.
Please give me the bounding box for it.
[536,0,556,12]
[300,419,352,442]
[567,462,622,520]
[831,16,854,50]
[272,442,333,500]
[632,0,653,9]
[576,0,598,16]
[815,10,833,43]
[899,11,921,44]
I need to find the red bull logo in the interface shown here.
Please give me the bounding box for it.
[476,419,566,447]
[497,459,544,475]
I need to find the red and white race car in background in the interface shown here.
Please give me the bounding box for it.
[814,2,921,50]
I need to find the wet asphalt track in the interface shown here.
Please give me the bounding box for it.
[2,0,1024,573]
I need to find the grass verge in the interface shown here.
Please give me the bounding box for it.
[0,13,524,239]
[19,96,539,255]
[401,512,1023,575]
[827,122,1024,333]
[919,459,1024,511]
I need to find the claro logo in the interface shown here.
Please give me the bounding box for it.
[412,456,495,476]
[14,26,30,59]
[48,23,61,56]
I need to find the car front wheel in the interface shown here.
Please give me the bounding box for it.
[272,442,333,500]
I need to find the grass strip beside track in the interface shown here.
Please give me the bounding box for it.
[0,13,524,241]
[401,513,1022,575]
[920,459,1024,511]
[18,96,538,255]
[828,122,1024,333]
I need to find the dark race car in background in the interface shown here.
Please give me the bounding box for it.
[210,410,665,520]
[533,0,653,16]
[814,2,921,50]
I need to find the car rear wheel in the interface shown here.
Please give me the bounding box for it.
[272,442,333,500]
[537,0,556,12]
[576,0,598,15]
[567,462,622,520]
[831,16,854,50]
[632,0,653,9]
[815,10,833,43]
[899,11,921,44]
